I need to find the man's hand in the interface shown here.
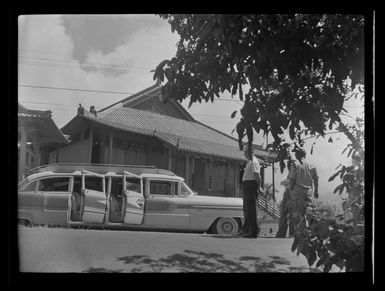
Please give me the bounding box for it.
[314,191,319,199]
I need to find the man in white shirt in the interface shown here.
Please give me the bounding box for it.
[241,144,261,238]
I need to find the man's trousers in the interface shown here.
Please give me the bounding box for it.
[242,180,259,235]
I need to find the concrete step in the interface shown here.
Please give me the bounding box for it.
[256,205,277,221]
[259,221,279,237]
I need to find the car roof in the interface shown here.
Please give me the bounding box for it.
[22,163,183,182]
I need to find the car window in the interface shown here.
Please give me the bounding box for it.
[38,177,70,192]
[149,180,176,196]
[73,176,81,194]
[23,181,37,192]
[126,178,141,193]
[110,177,123,194]
[85,176,104,192]
[181,182,194,196]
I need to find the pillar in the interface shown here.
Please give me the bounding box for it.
[168,147,173,171]
[32,135,41,167]
[272,162,275,201]
[234,162,239,197]
[185,154,190,185]
[108,129,114,164]
[88,126,94,163]
[56,143,60,163]
[208,159,212,191]
[18,127,27,181]
[191,157,195,187]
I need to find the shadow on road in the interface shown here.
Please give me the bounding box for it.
[82,250,321,273]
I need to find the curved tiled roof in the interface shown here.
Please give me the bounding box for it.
[79,107,277,162]
[18,103,69,144]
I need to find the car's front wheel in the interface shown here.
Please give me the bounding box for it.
[212,217,241,236]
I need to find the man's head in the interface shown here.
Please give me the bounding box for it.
[293,148,306,160]
[243,144,253,160]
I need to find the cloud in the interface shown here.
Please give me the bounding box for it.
[60,14,173,76]
[18,14,179,128]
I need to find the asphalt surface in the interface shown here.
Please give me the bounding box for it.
[17,226,339,273]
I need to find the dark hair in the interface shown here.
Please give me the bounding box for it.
[294,148,306,158]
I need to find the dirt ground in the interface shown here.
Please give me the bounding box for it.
[17,226,341,273]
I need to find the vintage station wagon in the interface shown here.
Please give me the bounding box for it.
[18,164,244,236]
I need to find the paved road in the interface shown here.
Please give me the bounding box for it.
[17,226,336,273]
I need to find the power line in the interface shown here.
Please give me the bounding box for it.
[18,84,244,103]
[19,49,162,66]
[19,55,155,71]
[19,61,154,75]
[19,84,135,95]
[19,84,362,110]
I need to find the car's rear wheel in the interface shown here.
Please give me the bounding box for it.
[18,219,32,227]
[213,217,241,236]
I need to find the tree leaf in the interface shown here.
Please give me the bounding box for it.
[307,247,317,267]
[231,111,237,118]
[291,236,299,252]
[328,170,341,182]
[239,83,243,101]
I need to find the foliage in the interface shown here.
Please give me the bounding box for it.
[153,14,364,170]
[155,14,366,272]
[291,116,365,272]
[291,213,364,272]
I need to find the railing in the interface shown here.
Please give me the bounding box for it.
[224,181,235,197]
[257,194,280,219]
[224,181,280,220]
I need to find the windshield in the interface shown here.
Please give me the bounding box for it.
[18,177,30,191]
[181,182,196,196]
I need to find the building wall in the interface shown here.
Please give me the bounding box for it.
[54,138,90,163]
[55,123,242,196]
[48,150,56,164]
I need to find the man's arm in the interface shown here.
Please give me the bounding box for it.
[313,168,319,199]
[287,162,296,191]
[253,172,261,185]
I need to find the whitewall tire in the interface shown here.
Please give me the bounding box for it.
[213,217,241,236]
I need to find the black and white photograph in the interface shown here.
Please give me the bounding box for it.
[11,12,373,279]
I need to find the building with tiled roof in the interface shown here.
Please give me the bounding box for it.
[51,85,276,196]
[18,103,69,181]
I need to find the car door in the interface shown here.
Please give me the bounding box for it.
[38,176,72,225]
[18,180,38,223]
[106,174,125,224]
[68,175,84,224]
[122,171,144,225]
[81,170,107,224]
[144,179,189,228]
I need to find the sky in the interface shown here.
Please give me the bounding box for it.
[17,14,365,204]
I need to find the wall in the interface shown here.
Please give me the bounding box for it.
[56,138,90,163]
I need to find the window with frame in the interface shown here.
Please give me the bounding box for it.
[23,181,37,192]
[110,177,123,195]
[73,176,82,194]
[149,180,177,196]
[38,177,70,192]
[85,176,104,192]
[126,178,141,193]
